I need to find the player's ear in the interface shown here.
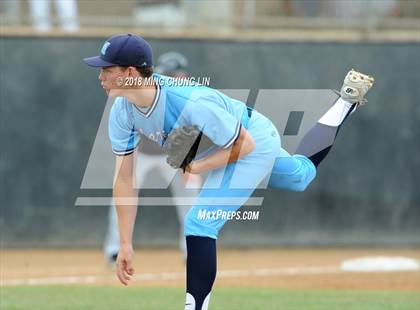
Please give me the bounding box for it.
[127,66,137,77]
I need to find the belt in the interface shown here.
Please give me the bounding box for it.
[241,106,253,129]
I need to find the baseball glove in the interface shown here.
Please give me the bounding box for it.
[163,125,203,172]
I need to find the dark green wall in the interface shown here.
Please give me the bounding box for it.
[1,36,418,247]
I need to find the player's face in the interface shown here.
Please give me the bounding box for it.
[98,66,126,95]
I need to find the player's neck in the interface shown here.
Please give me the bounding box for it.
[124,83,157,108]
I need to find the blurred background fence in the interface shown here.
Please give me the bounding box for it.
[0,0,419,248]
[1,0,419,31]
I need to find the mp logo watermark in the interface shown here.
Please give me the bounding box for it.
[75,89,338,207]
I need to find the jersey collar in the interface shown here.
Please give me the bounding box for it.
[132,81,161,118]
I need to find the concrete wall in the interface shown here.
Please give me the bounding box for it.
[0,36,418,247]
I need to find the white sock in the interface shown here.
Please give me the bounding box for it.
[185,293,195,310]
[184,292,211,310]
[318,97,356,127]
[201,293,211,310]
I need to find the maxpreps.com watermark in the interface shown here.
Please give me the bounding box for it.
[197,209,260,221]
[117,76,211,87]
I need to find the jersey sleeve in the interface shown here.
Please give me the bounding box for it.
[188,94,241,149]
[108,100,140,156]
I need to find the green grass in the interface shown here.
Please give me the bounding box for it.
[0,286,418,310]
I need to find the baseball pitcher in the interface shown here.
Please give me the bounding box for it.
[83,34,374,310]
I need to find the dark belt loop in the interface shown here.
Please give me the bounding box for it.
[247,106,253,118]
[241,106,253,129]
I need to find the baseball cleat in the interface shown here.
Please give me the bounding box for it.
[340,69,375,105]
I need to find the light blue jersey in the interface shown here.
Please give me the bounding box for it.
[108,74,246,156]
[108,73,316,239]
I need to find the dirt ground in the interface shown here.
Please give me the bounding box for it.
[1,248,418,291]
